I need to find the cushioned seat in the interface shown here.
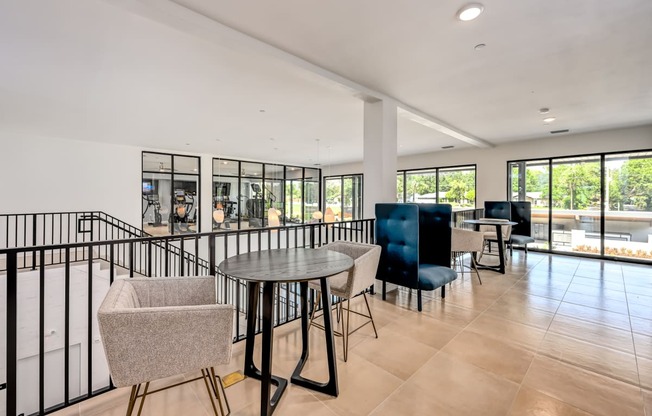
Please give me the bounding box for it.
[418,264,458,290]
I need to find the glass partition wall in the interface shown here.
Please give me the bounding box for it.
[212,159,321,230]
[509,150,652,262]
[142,152,200,236]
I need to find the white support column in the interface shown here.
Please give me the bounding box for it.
[363,99,398,218]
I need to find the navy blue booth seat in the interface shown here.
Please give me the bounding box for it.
[375,203,457,312]
[510,201,536,253]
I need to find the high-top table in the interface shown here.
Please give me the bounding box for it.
[463,219,517,274]
[218,248,354,416]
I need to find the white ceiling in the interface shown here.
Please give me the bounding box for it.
[1,0,651,166]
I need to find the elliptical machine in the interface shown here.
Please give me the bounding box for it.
[142,194,163,226]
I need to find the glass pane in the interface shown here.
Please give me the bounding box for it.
[397,173,404,202]
[343,176,362,221]
[174,155,199,175]
[241,176,264,228]
[171,174,198,234]
[285,178,303,223]
[551,156,601,255]
[212,176,239,230]
[304,168,320,222]
[439,166,476,209]
[213,159,239,176]
[509,161,550,249]
[605,151,652,261]
[241,162,263,178]
[142,172,171,236]
[405,170,437,203]
[325,178,342,221]
[142,152,171,173]
[264,178,284,224]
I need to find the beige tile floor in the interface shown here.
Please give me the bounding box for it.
[54,251,651,416]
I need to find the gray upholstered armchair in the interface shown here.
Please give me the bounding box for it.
[97,277,234,416]
[308,241,381,362]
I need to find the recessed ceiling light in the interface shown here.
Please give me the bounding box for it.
[474,43,486,50]
[539,107,550,114]
[543,117,556,123]
[222,161,228,165]
[457,3,484,21]
[185,143,190,146]
[259,109,265,112]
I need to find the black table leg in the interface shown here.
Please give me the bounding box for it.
[244,281,288,416]
[244,281,260,377]
[291,278,339,396]
[474,224,507,274]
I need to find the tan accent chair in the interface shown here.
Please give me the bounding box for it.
[451,228,484,284]
[308,241,381,362]
[479,218,512,261]
[97,277,234,416]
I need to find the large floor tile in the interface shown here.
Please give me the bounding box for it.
[382,311,462,349]
[484,300,555,330]
[507,387,595,416]
[555,301,631,331]
[464,312,547,351]
[315,355,403,416]
[441,330,535,383]
[632,316,652,337]
[404,352,519,416]
[634,333,652,360]
[639,356,652,390]
[548,313,635,353]
[562,291,630,314]
[523,356,645,416]
[538,332,639,386]
[351,326,437,380]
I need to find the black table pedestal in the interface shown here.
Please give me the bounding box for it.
[243,279,339,416]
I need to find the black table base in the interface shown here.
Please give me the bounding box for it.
[474,223,507,274]
[244,278,339,416]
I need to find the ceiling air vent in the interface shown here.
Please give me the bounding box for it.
[441,145,455,149]
[550,129,569,134]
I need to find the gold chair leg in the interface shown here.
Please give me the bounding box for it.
[343,299,350,362]
[136,382,149,416]
[308,292,320,331]
[126,384,139,416]
[211,369,231,416]
[362,293,378,338]
[201,368,220,416]
[471,254,482,285]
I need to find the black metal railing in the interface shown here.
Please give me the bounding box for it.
[1,218,375,416]
[454,208,484,229]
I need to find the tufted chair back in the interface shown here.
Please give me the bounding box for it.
[484,201,511,221]
[374,203,420,289]
[510,201,532,237]
[418,203,452,267]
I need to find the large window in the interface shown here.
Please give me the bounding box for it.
[509,150,652,261]
[397,165,476,209]
[142,152,200,236]
[324,174,363,221]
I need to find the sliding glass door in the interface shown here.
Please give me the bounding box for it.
[509,149,652,262]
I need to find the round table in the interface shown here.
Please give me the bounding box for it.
[218,248,354,416]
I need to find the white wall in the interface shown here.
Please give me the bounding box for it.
[333,124,652,211]
[0,132,141,226]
